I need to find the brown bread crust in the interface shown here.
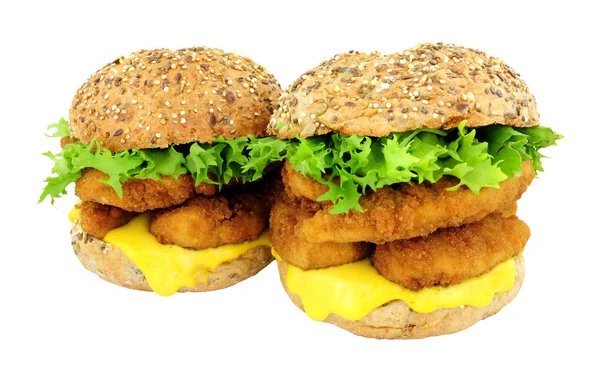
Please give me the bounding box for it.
[71,220,272,293]
[269,43,539,139]
[70,47,281,151]
[277,256,524,339]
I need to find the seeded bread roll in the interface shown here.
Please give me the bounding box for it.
[277,255,524,339]
[71,220,273,293]
[269,43,539,139]
[70,47,281,151]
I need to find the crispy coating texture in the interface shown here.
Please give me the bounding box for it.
[296,161,534,244]
[75,169,198,212]
[79,201,136,239]
[194,182,218,196]
[372,213,530,290]
[282,160,328,202]
[60,136,78,148]
[150,192,270,250]
[270,194,373,270]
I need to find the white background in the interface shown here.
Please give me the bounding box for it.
[2,1,598,380]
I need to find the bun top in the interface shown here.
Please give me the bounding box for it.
[70,47,281,151]
[269,43,539,139]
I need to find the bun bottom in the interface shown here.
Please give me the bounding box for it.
[71,221,273,293]
[277,256,524,339]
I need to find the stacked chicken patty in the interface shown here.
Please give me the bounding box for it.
[268,43,559,339]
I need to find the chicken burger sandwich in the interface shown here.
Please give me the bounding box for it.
[41,47,286,295]
[268,43,560,339]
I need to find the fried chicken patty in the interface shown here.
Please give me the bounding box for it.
[294,161,534,244]
[372,213,530,290]
[282,160,329,202]
[150,192,270,250]
[74,169,219,212]
[270,194,373,270]
[79,201,136,239]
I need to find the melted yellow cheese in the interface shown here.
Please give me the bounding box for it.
[68,205,81,223]
[275,250,516,321]
[103,213,270,296]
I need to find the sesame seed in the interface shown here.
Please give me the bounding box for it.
[334,85,341,92]
[432,113,439,118]
[403,114,408,119]
[385,102,391,108]
[180,118,186,124]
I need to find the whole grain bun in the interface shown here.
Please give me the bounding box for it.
[71,220,273,293]
[70,47,281,151]
[269,43,539,139]
[277,255,524,339]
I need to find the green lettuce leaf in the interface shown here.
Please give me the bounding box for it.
[40,119,286,204]
[185,135,286,186]
[136,147,188,181]
[40,118,560,214]
[45,118,70,138]
[287,123,561,214]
